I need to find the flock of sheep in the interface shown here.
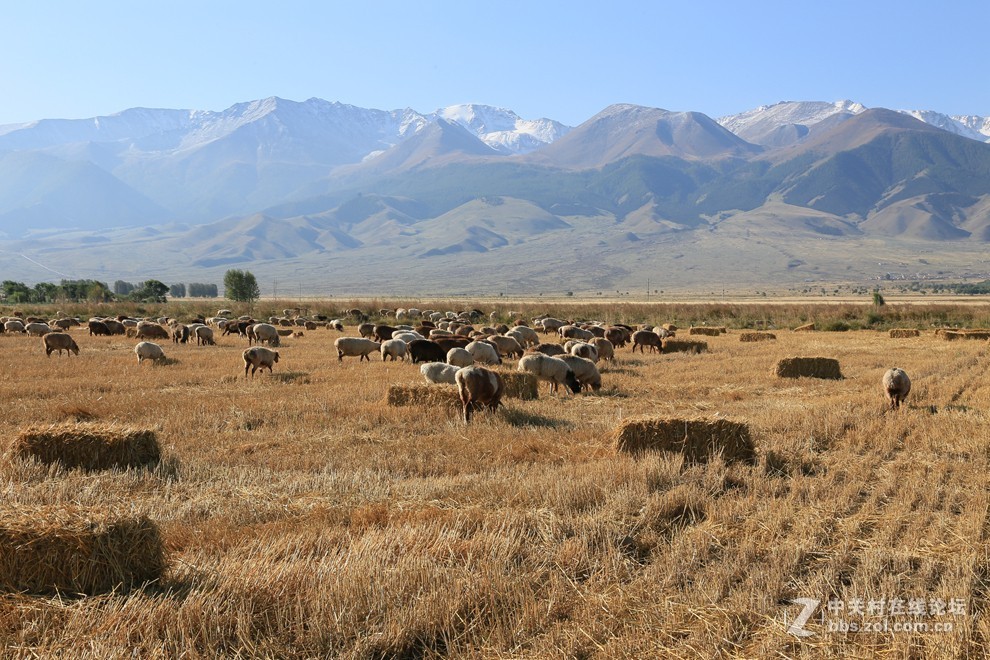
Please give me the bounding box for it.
[0,306,913,422]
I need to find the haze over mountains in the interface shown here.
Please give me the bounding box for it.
[2,97,990,295]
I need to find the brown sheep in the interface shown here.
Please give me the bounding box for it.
[632,330,662,354]
[43,332,79,357]
[243,347,279,378]
[882,368,911,409]
[455,365,504,424]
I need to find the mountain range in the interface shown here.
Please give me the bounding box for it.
[1,97,990,295]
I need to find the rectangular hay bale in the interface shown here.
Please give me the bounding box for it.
[774,357,843,379]
[688,327,721,336]
[662,339,708,354]
[888,329,920,338]
[739,332,776,342]
[13,424,161,471]
[386,384,460,408]
[612,417,755,464]
[494,370,539,400]
[0,505,166,595]
[963,331,990,340]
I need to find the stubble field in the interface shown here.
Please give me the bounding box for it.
[1,302,989,658]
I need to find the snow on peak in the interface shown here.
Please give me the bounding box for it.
[434,104,571,154]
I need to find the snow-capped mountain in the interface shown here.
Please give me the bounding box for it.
[434,104,570,154]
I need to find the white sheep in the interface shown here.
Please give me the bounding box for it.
[134,341,167,364]
[381,338,408,361]
[420,362,460,385]
[252,323,281,347]
[882,367,911,409]
[334,337,381,362]
[559,354,602,391]
[195,325,216,346]
[243,346,279,377]
[25,322,52,336]
[446,347,475,367]
[570,342,599,362]
[465,340,501,365]
[392,331,425,344]
[510,325,539,347]
[517,353,581,395]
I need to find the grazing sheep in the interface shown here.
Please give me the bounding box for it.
[136,323,170,341]
[134,341,167,364]
[195,326,216,346]
[4,320,26,333]
[330,319,345,332]
[392,331,425,344]
[43,332,79,357]
[539,318,566,334]
[374,324,399,342]
[486,335,524,359]
[357,322,376,338]
[510,325,539,347]
[632,330,663,353]
[559,325,594,342]
[408,339,448,364]
[433,336,471,353]
[605,326,630,348]
[591,337,615,363]
[24,322,52,337]
[172,324,190,344]
[103,319,126,335]
[51,318,79,331]
[335,336,381,362]
[252,323,281,347]
[87,320,111,336]
[517,353,581,395]
[447,347,475,367]
[882,367,911,409]
[529,342,566,356]
[465,340,502,365]
[570,342,599,362]
[243,347,279,378]
[421,361,461,385]
[559,354,602,391]
[381,338,408,362]
[455,366,505,424]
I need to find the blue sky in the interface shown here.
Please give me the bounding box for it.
[1,1,986,126]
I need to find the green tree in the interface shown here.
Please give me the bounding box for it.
[224,269,260,303]
[872,289,886,307]
[129,279,169,302]
[169,283,186,298]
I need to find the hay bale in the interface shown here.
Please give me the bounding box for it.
[889,329,920,338]
[774,357,842,380]
[612,417,755,464]
[963,331,990,340]
[386,384,460,408]
[494,371,539,400]
[940,331,965,341]
[662,324,677,332]
[662,339,708,354]
[739,332,776,342]
[0,504,166,595]
[794,323,815,332]
[13,424,161,471]
[689,327,721,336]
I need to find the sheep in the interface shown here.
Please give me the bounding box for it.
[433,337,471,353]
[25,322,52,337]
[447,347,475,367]
[374,324,399,342]
[529,342,566,357]
[558,354,602,391]
[135,323,170,341]
[195,326,216,346]
[570,342,599,362]
[882,368,911,410]
[605,326,629,348]
[87,320,111,336]
[455,366,504,424]
[539,318,566,334]
[559,325,594,342]
[408,339,448,364]
[632,330,663,353]
[358,322,376,338]
[486,335,524,359]
[381,338,408,362]
[51,318,79,331]
[4,320,26,333]
[392,331,425,344]
[172,324,190,344]
[510,325,539,347]
[517,353,581,395]
[243,346,279,378]
[43,332,79,357]
[591,337,615,363]
[465,340,502,365]
[421,361,461,385]
[252,323,281,347]
[103,320,126,335]
[330,319,345,332]
[335,336,381,362]
[134,341,167,364]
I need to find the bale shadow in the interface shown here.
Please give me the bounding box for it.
[501,408,572,429]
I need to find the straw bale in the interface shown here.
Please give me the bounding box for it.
[940,331,965,341]
[0,504,166,595]
[386,384,460,408]
[612,417,755,464]
[888,329,920,338]
[794,323,815,332]
[493,370,539,400]
[689,327,721,336]
[739,332,776,342]
[774,357,843,379]
[962,331,990,340]
[662,339,708,354]
[12,423,161,471]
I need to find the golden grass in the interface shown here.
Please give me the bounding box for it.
[774,356,843,379]
[739,331,776,342]
[11,423,161,470]
[612,416,756,464]
[0,504,166,595]
[0,302,988,657]
[794,322,816,331]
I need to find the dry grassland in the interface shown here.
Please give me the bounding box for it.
[1,308,990,657]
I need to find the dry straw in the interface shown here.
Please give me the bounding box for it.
[774,357,843,379]
[888,329,920,338]
[662,339,708,354]
[0,504,166,595]
[794,323,816,332]
[386,384,460,408]
[739,332,776,342]
[493,370,538,400]
[688,327,722,336]
[12,423,161,471]
[612,416,756,464]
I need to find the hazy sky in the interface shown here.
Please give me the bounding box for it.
[2,1,986,126]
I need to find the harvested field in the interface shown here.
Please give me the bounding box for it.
[1,300,990,657]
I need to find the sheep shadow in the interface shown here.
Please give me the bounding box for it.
[500,407,571,429]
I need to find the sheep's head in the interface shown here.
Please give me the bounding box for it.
[565,370,582,394]
[273,352,280,363]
